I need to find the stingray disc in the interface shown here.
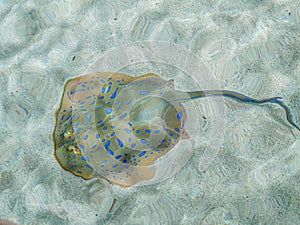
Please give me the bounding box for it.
[53,72,188,187]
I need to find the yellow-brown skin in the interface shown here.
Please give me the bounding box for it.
[53,72,188,187]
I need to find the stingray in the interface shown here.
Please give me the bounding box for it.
[53,72,299,187]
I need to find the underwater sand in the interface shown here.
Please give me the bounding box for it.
[0,0,300,224]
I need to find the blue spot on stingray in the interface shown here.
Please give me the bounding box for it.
[116,138,123,147]
[86,114,92,121]
[120,113,127,118]
[110,87,118,99]
[106,85,111,93]
[107,149,114,155]
[131,143,136,148]
[124,128,131,134]
[65,114,72,121]
[104,140,110,148]
[81,156,88,161]
[85,164,93,169]
[104,140,114,155]
[138,151,146,157]
[139,90,149,95]
[105,108,112,114]
[177,112,182,119]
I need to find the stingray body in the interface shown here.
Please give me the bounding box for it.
[53,72,188,186]
[53,72,299,187]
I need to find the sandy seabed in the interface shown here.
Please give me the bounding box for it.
[0,0,299,224]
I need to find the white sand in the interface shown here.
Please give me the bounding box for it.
[0,0,299,224]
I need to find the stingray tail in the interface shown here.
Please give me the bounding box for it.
[170,90,300,131]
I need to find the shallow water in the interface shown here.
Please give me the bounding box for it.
[0,0,300,224]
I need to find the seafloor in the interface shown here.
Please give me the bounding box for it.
[0,0,299,224]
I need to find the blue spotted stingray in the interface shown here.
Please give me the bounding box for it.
[53,72,299,187]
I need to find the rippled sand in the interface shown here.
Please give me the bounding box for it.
[0,0,299,224]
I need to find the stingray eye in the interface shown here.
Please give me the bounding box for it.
[53,72,190,187]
